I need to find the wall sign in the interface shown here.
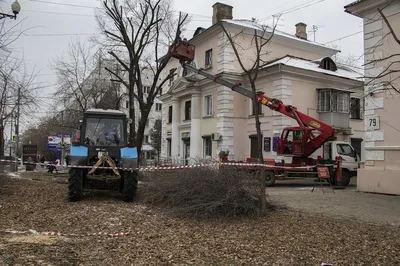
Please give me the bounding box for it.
[365,115,380,130]
[272,136,280,152]
[264,137,271,152]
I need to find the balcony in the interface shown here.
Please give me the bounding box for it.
[317,89,351,130]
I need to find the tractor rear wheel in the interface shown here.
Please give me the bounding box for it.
[68,168,83,202]
[122,171,138,202]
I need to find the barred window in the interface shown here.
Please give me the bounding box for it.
[318,89,350,113]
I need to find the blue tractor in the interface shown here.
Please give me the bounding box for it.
[68,109,138,202]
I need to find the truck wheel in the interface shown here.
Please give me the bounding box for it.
[68,168,83,202]
[339,171,351,187]
[265,171,276,187]
[122,171,138,202]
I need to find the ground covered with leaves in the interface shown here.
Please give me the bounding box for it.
[0,173,399,265]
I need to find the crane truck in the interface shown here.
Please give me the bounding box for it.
[169,41,359,187]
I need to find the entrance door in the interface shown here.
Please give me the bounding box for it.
[250,135,258,158]
[183,140,190,165]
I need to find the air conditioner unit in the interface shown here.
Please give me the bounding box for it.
[211,133,221,141]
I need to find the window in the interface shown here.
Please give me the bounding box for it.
[169,69,175,86]
[84,118,125,146]
[337,143,355,158]
[125,101,129,109]
[168,106,172,123]
[203,136,212,157]
[204,95,212,116]
[156,103,162,112]
[142,86,150,94]
[168,106,173,123]
[185,100,191,120]
[205,49,213,68]
[167,139,172,156]
[251,102,262,115]
[318,57,338,71]
[183,61,196,76]
[350,98,362,119]
[144,135,149,143]
[318,89,350,113]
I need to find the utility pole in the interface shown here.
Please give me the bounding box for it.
[15,87,21,169]
[61,110,65,166]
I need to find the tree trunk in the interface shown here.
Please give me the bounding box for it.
[252,85,267,214]
[128,83,136,145]
[0,124,4,158]
[135,109,151,164]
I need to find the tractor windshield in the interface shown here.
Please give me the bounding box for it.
[84,117,125,146]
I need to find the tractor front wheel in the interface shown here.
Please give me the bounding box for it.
[121,171,138,202]
[68,168,84,202]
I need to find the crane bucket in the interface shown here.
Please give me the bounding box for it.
[169,41,195,62]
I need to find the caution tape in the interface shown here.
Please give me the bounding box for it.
[0,159,317,171]
[4,229,129,238]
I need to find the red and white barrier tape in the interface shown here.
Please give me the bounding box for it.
[0,159,317,171]
[5,229,129,238]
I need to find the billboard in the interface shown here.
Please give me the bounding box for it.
[48,135,71,152]
[23,144,38,163]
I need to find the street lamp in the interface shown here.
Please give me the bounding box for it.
[0,1,21,20]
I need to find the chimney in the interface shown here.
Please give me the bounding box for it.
[295,22,307,40]
[212,2,233,25]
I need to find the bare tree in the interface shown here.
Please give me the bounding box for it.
[0,55,40,158]
[220,19,279,213]
[364,1,400,95]
[52,39,96,113]
[96,0,188,158]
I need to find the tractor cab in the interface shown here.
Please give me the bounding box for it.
[278,126,314,157]
[169,39,195,63]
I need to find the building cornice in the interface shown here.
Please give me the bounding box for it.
[345,0,389,18]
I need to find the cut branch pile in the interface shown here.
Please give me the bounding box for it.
[139,167,273,218]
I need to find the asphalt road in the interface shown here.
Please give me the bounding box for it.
[267,177,400,226]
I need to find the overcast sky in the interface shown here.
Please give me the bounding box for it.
[1,0,363,130]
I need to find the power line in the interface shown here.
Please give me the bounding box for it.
[324,31,363,44]
[20,33,98,37]
[28,0,212,19]
[258,0,328,22]
[29,0,101,9]
[23,9,96,17]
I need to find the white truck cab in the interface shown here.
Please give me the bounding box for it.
[323,141,359,185]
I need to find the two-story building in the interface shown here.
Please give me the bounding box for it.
[345,0,400,195]
[159,2,364,164]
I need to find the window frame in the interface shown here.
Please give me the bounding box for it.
[184,100,191,121]
[203,136,212,157]
[350,97,363,120]
[155,103,162,112]
[204,94,213,116]
[168,105,173,123]
[167,139,172,157]
[205,49,213,68]
[317,89,350,114]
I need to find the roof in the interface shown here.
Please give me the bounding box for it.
[85,109,126,116]
[221,19,338,53]
[344,0,366,8]
[263,55,363,81]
